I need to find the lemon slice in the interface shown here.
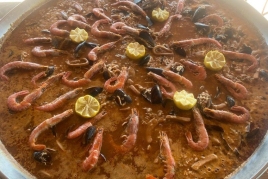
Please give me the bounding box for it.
[75,95,100,118]
[125,42,146,60]
[173,90,197,110]
[204,50,226,71]
[152,8,170,22]
[69,27,88,43]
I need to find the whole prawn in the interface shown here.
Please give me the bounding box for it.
[92,8,112,21]
[203,105,250,123]
[171,38,222,49]
[175,0,185,14]
[91,19,121,39]
[104,67,128,93]
[36,88,83,111]
[67,14,91,30]
[61,71,91,88]
[88,41,118,61]
[158,14,182,38]
[185,107,209,151]
[84,60,105,79]
[180,59,207,80]
[23,37,52,45]
[49,20,70,37]
[215,74,248,100]
[0,61,48,81]
[159,131,176,179]
[28,109,73,151]
[32,46,68,57]
[82,127,104,172]
[162,70,193,89]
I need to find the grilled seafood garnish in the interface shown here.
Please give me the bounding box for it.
[28,109,73,151]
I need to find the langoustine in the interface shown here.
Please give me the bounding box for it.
[36,88,83,112]
[91,19,121,39]
[87,41,118,61]
[82,127,104,172]
[31,46,68,57]
[170,38,222,49]
[180,59,207,80]
[185,107,209,151]
[49,20,70,37]
[67,14,91,30]
[28,109,73,151]
[104,67,128,93]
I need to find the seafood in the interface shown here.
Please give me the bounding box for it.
[162,70,193,89]
[110,22,128,35]
[61,71,91,88]
[152,45,173,56]
[159,131,176,179]
[49,20,70,37]
[185,107,209,151]
[215,74,248,100]
[92,8,112,21]
[157,14,182,37]
[141,84,162,104]
[31,46,68,57]
[28,109,73,151]
[203,105,250,123]
[23,37,52,45]
[7,90,31,112]
[104,67,128,93]
[147,71,177,99]
[84,87,103,96]
[67,111,107,139]
[31,66,55,86]
[221,50,258,71]
[84,60,105,79]
[65,58,89,67]
[91,19,121,39]
[84,126,96,145]
[67,14,91,30]
[0,61,48,81]
[175,0,185,14]
[36,88,83,111]
[180,59,207,80]
[113,89,132,106]
[192,5,211,22]
[199,14,224,27]
[170,38,222,48]
[33,150,51,165]
[87,41,118,61]
[111,1,153,26]
[82,127,104,172]
[74,41,98,57]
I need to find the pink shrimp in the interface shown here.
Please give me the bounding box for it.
[175,0,185,14]
[185,107,209,151]
[7,90,31,112]
[203,105,250,123]
[67,111,107,139]
[221,50,258,72]
[111,1,153,26]
[162,70,193,89]
[159,131,176,179]
[104,67,128,93]
[49,20,70,37]
[158,14,182,38]
[180,59,207,80]
[147,71,177,99]
[146,174,158,179]
[110,22,128,35]
[199,14,224,27]
[23,37,52,45]
[215,74,248,100]
[67,14,91,30]
[28,109,73,151]
[91,19,121,39]
[88,41,118,61]
[82,127,104,172]
[61,71,91,88]
[92,8,112,21]
[31,71,47,86]
[171,38,222,48]
[0,61,48,81]
[84,60,105,79]
[36,88,83,111]
[31,46,68,57]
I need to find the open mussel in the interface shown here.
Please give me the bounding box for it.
[141,84,162,104]
[45,66,55,77]
[84,87,103,96]
[145,67,163,76]
[170,64,184,75]
[74,41,99,57]
[84,126,96,145]
[33,150,51,165]
[135,30,155,48]
[113,89,132,106]
[173,46,186,57]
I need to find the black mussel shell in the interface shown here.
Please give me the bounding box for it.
[224,28,235,39]
[145,67,163,76]
[151,84,162,104]
[192,6,207,22]
[170,65,184,75]
[141,89,152,103]
[74,41,86,57]
[259,69,268,81]
[103,70,111,80]
[84,126,96,145]
[85,87,103,96]
[33,150,51,164]
[146,16,153,27]
[113,89,132,106]
[85,42,99,48]
[239,44,252,54]
[139,30,155,47]
[139,54,151,66]
[173,46,186,57]
[215,34,227,43]
[194,22,210,35]
[226,95,235,108]
[136,24,150,31]
[45,66,55,77]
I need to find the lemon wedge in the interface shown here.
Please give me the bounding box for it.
[173,90,197,110]
[204,50,226,71]
[125,42,146,60]
[75,95,100,118]
[69,27,88,43]
[152,8,170,22]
